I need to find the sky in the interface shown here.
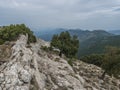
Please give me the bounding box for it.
[0,0,120,30]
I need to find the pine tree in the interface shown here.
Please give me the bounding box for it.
[51,31,79,58]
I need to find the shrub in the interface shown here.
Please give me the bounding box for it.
[51,31,79,58]
[101,46,120,79]
[0,24,36,45]
[80,54,104,67]
[68,58,76,66]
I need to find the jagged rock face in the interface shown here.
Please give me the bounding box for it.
[0,35,33,90]
[0,35,119,90]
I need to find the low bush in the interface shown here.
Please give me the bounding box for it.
[80,54,104,67]
[0,24,36,45]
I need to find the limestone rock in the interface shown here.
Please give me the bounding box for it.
[0,73,4,84]
[0,34,119,90]
[19,69,31,83]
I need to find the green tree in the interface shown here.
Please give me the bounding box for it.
[80,54,104,67]
[101,46,120,79]
[0,24,36,45]
[51,31,79,58]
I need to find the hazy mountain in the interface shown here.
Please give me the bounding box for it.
[68,29,113,42]
[108,30,120,35]
[34,29,113,42]
[34,28,65,41]
[66,30,116,57]
[79,35,120,57]
[34,29,116,57]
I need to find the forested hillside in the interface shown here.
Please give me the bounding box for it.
[79,35,120,57]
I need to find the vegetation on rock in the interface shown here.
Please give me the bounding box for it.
[51,31,79,58]
[80,54,104,67]
[0,24,36,45]
[81,46,120,79]
[102,46,120,79]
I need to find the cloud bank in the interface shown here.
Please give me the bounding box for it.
[0,0,120,30]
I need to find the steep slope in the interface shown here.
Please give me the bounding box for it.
[79,35,120,57]
[0,35,119,90]
[0,35,85,90]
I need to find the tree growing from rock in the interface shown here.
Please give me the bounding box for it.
[51,31,79,58]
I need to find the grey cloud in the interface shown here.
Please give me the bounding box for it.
[0,0,120,30]
[114,8,120,11]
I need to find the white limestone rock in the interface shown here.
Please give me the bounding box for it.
[0,34,119,90]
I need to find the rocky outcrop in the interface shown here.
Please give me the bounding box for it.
[0,35,119,90]
[0,35,33,90]
[0,45,11,61]
[72,61,120,90]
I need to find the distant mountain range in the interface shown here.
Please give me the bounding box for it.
[108,30,120,35]
[68,29,113,42]
[33,29,120,58]
[79,35,120,57]
[34,28,65,41]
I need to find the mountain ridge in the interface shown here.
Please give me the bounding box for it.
[108,30,120,35]
[0,34,119,90]
[34,29,113,42]
[34,29,117,57]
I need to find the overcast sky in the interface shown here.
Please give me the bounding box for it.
[0,0,120,30]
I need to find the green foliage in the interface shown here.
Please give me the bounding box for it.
[81,46,120,79]
[80,54,104,67]
[41,46,50,51]
[102,46,120,78]
[0,24,36,45]
[54,58,60,62]
[51,31,79,58]
[78,35,120,57]
[68,58,76,66]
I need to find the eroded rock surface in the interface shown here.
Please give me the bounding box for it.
[0,35,119,90]
[0,45,11,62]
